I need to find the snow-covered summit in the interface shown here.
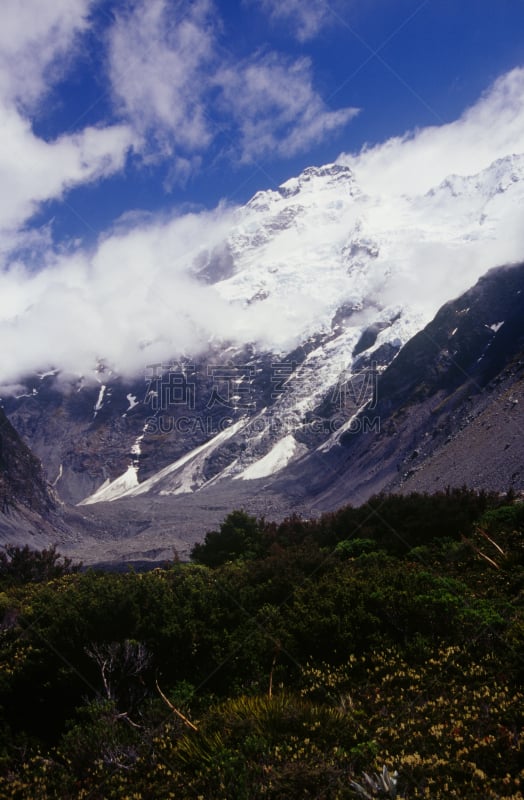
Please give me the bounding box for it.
[211,151,524,354]
[7,150,524,508]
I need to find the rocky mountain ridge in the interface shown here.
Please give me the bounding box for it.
[0,153,523,564]
[4,154,524,509]
[0,260,522,565]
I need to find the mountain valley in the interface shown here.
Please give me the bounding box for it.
[1,158,523,565]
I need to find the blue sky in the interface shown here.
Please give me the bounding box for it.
[10,0,524,244]
[1,0,524,385]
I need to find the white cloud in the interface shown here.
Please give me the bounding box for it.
[216,52,359,162]
[108,0,216,154]
[340,68,524,196]
[249,0,333,42]
[0,0,95,108]
[0,0,135,238]
[107,0,357,167]
[330,70,524,320]
[0,104,134,232]
[0,206,239,384]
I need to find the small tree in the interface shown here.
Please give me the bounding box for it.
[0,544,81,585]
[191,510,265,566]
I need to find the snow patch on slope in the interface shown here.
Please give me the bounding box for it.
[234,435,305,480]
[490,321,505,333]
[128,419,246,498]
[125,393,139,413]
[80,465,139,505]
[81,420,247,504]
[93,385,106,416]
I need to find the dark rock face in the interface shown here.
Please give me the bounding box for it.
[2,348,280,504]
[283,262,524,510]
[0,406,73,550]
[0,406,56,516]
[3,374,152,505]
[352,321,392,357]
[371,262,524,412]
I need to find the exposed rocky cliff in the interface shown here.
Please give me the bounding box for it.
[287,261,524,510]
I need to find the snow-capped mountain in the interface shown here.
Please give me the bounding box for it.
[3,154,524,514]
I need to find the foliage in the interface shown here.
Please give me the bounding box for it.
[0,544,81,586]
[192,487,507,564]
[191,509,266,566]
[0,491,522,797]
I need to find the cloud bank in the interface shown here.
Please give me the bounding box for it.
[1,66,523,387]
[0,3,523,390]
[340,68,524,196]
[0,206,239,385]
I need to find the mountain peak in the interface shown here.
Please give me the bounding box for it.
[277,162,356,199]
[245,163,356,212]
